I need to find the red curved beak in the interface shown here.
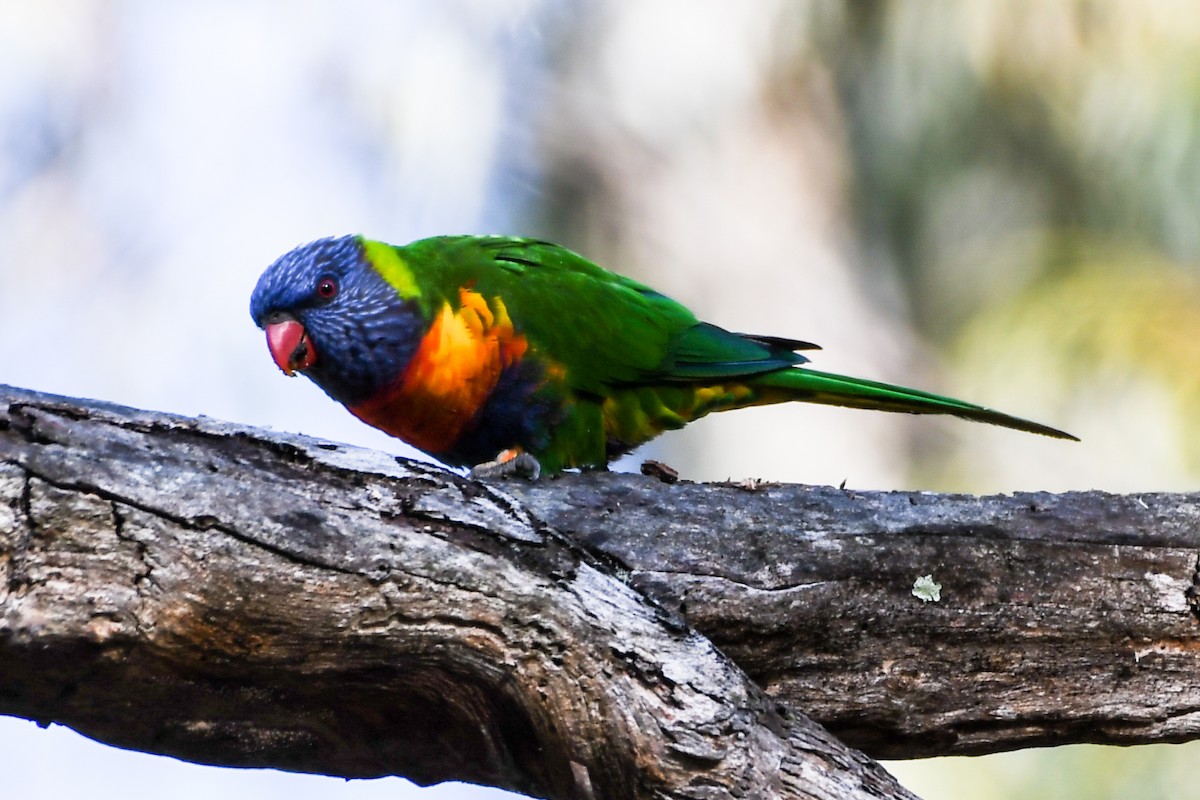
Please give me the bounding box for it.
[265,319,317,375]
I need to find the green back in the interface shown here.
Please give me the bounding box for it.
[387,236,804,394]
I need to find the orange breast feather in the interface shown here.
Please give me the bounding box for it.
[350,288,528,455]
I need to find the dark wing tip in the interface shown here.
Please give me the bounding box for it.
[736,333,822,352]
[1027,422,1080,442]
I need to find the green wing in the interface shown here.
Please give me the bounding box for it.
[396,235,812,392]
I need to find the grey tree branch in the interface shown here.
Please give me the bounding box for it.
[0,385,914,800]
[505,477,1200,759]
[2,385,1197,796]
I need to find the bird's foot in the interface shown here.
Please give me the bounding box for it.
[468,449,542,481]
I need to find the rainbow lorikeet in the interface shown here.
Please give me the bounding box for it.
[249,235,1075,477]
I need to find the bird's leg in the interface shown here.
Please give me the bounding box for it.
[468,448,542,481]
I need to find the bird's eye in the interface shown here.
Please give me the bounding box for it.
[316,276,338,301]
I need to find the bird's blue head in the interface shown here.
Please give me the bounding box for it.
[249,235,424,406]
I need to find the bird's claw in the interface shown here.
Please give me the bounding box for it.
[468,449,542,481]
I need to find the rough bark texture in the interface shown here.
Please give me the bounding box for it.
[508,474,1200,758]
[507,478,1200,758]
[3,386,1199,795]
[0,385,914,800]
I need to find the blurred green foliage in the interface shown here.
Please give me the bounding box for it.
[804,1,1200,332]
[798,1,1200,491]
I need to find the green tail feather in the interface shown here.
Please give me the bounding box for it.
[753,368,1078,441]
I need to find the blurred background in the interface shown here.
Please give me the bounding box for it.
[2,1,1198,797]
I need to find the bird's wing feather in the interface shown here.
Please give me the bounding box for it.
[401,237,812,391]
